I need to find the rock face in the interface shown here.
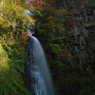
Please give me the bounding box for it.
[73,2,95,74]
[55,0,95,74]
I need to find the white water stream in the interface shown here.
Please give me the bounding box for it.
[25,36,55,95]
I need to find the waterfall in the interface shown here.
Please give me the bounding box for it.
[25,36,55,95]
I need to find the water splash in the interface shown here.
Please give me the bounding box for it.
[25,36,55,95]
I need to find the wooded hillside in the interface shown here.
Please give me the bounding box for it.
[0,0,33,94]
[0,0,95,95]
[35,0,95,95]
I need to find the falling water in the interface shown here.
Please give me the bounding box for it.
[25,36,55,95]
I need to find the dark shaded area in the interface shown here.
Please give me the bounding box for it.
[34,0,95,95]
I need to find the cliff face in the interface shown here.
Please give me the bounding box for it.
[54,0,95,74]
[73,3,95,74]
[40,1,95,95]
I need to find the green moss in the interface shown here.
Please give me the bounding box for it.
[0,44,9,73]
[0,33,31,95]
[11,79,31,95]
